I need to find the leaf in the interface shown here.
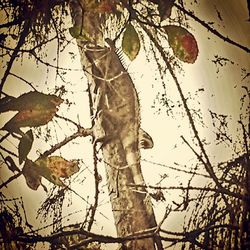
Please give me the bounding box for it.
[69,25,81,38]
[3,108,58,132]
[46,156,80,178]
[150,190,166,202]
[0,96,15,113]
[2,92,63,132]
[0,91,63,113]
[34,156,79,186]
[122,23,140,61]
[23,160,42,190]
[69,26,91,40]
[18,130,34,164]
[164,25,199,63]
[34,157,64,186]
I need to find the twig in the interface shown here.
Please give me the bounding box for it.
[13,227,157,245]
[180,136,208,170]
[9,72,37,91]
[127,183,247,201]
[0,144,18,158]
[0,20,30,94]
[142,158,210,178]
[87,142,100,231]
[155,206,172,233]
[140,23,236,222]
[41,128,92,158]
[55,114,80,128]
[0,172,22,189]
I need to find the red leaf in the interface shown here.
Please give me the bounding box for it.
[3,108,57,132]
[2,92,63,132]
[164,25,199,63]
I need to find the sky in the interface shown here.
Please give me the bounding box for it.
[0,0,249,249]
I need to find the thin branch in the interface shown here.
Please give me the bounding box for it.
[87,142,100,231]
[0,144,18,158]
[127,183,247,201]
[41,128,92,158]
[55,114,80,128]
[0,20,30,94]
[85,55,100,231]
[174,3,250,53]
[140,23,236,222]
[28,50,82,72]
[0,172,22,190]
[180,135,208,169]
[9,72,37,91]
[155,206,172,233]
[13,227,158,245]
[238,120,249,159]
[161,223,239,240]
[0,132,11,144]
[142,158,210,178]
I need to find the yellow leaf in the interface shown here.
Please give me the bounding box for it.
[34,156,80,186]
[46,156,80,178]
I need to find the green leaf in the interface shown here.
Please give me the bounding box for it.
[122,23,140,61]
[164,25,199,63]
[18,130,34,164]
[69,25,81,38]
[69,25,91,40]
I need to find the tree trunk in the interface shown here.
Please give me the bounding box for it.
[69,1,162,249]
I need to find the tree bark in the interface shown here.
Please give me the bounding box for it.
[69,1,162,249]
